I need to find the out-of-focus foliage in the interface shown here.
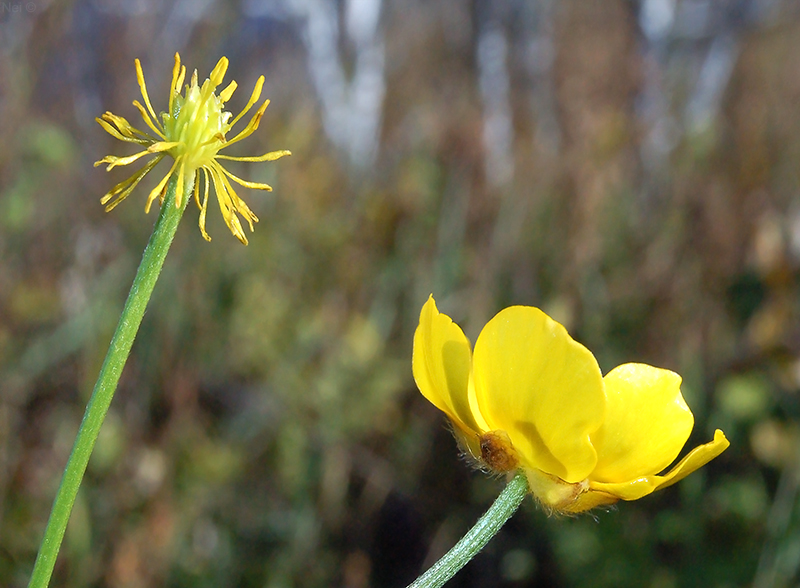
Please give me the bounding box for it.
[1,0,799,587]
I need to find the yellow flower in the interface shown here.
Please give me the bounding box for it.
[95,53,290,244]
[412,295,729,513]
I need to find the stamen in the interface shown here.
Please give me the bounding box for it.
[135,59,162,133]
[175,158,186,208]
[208,163,247,244]
[145,157,179,214]
[218,163,273,191]
[101,112,154,141]
[219,81,237,103]
[95,149,153,170]
[133,101,167,140]
[217,150,291,163]
[197,169,211,241]
[101,155,164,210]
[209,57,229,87]
[225,99,270,148]
[96,117,151,145]
[216,163,259,230]
[229,76,264,128]
[169,53,182,116]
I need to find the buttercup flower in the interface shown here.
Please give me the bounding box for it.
[412,295,729,513]
[95,53,290,244]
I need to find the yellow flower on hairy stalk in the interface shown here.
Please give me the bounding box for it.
[412,295,730,514]
[95,53,290,244]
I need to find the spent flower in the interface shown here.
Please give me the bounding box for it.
[412,295,729,513]
[95,53,290,244]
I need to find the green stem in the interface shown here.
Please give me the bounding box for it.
[28,178,187,588]
[408,471,529,588]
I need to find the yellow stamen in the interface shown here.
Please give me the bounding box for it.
[95,117,150,144]
[147,141,181,153]
[225,99,270,148]
[135,59,161,132]
[207,163,246,243]
[219,81,237,103]
[209,57,229,86]
[175,158,186,209]
[229,76,264,128]
[219,164,273,191]
[145,158,180,214]
[96,150,153,170]
[100,112,154,141]
[217,150,292,163]
[101,155,164,211]
[169,53,182,116]
[197,168,211,241]
[132,101,167,140]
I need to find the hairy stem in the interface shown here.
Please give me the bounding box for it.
[408,471,529,588]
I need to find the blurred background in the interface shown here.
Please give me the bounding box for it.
[1,0,799,586]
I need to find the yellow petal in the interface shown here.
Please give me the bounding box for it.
[591,364,694,483]
[652,429,730,490]
[411,296,487,437]
[471,307,604,483]
[589,430,730,501]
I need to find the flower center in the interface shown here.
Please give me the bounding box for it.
[163,79,231,170]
